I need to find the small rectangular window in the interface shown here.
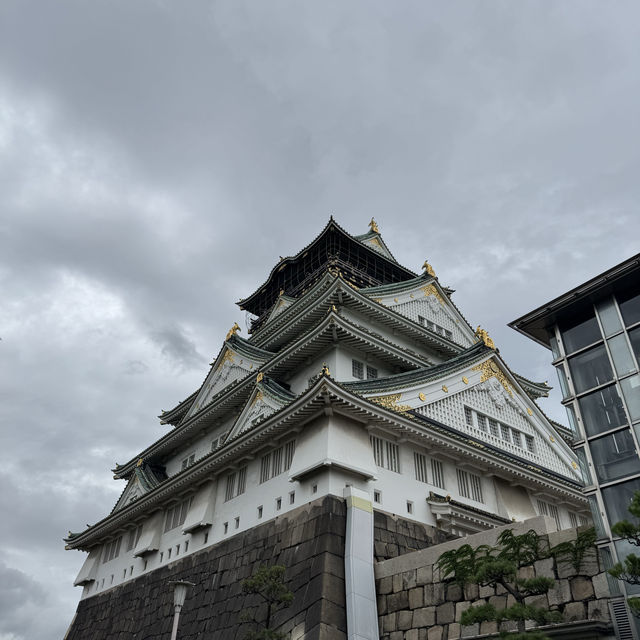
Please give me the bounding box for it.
[431,459,445,489]
[276,497,282,511]
[235,517,240,529]
[470,474,483,503]
[525,435,536,453]
[181,453,196,470]
[289,491,295,504]
[500,424,511,442]
[352,359,364,379]
[445,330,453,340]
[511,431,522,448]
[260,453,271,483]
[284,440,296,470]
[407,501,413,514]
[373,490,381,503]
[237,466,247,496]
[204,532,208,544]
[457,469,470,499]
[184,541,189,552]
[418,315,426,326]
[167,548,172,559]
[175,544,180,555]
[569,512,578,528]
[488,419,499,438]
[223,522,228,534]
[366,365,378,379]
[312,484,318,494]
[257,505,263,518]
[427,320,435,331]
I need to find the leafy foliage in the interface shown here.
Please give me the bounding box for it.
[437,529,563,639]
[550,527,597,574]
[241,565,293,640]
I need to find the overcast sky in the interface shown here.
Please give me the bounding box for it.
[1,2,639,638]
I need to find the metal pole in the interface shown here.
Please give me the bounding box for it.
[168,580,195,640]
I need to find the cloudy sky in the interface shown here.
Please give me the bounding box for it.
[1,2,639,638]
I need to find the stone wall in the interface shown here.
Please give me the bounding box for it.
[374,510,453,561]
[375,518,615,640]
[65,496,347,640]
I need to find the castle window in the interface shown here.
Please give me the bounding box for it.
[500,424,511,443]
[276,497,282,511]
[284,440,296,469]
[373,490,381,503]
[511,431,522,448]
[164,497,193,532]
[102,537,122,564]
[257,505,263,519]
[457,469,483,503]
[476,414,488,432]
[167,548,172,560]
[312,484,318,494]
[414,452,429,483]
[181,453,196,470]
[203,533,208,545]
[488,419,499,438]
[223,522,228,534]
[366,365,378,379]
[352,359,364,379]
[569,512,578,528]
[370,435,400,472]
[260,441,295,483]
[525,435,536,453]
[184,541,189,552]
[225,466,247,501]
[126,525,142,552]
[289,491,295,504]
[176,544,180,555]
[431,459,446,489]
[537,499,561,529]
[407,501,413,514]
[464,406,473,427]
[235,517,240,529]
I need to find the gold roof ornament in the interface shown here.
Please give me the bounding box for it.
[279,288,285,296]
[475,326,496,350]
[136,458,144,467]
[256,372,264,383]
[368,217,380,234]
[321,363,331,376]
[422,260,436,278]
[226,322,241,341]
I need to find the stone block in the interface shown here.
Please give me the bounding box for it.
[463,583,478,600]
[592,572,611,599]
[479,584,494,598]
[517,565,535,580]
[488,595,507,611]
[455,600,471,622]
[547,528,577,548]
[413,606,435,628]
[393,573,403,593]
[405,630,419,640]
[419,629,428,640]
[382,613,397,633]
[570,576,594,600]
[446,583,463,602]
[388,591,410,613]
[416,565,433,586]
[448,622,461,640]
[524,594,548,611]
[377,594,388,616]
[379,576,393,595]
[427,625,443,640]
[436,601,455,625]
[479,621,498,635]
[389,633,403,640]
[534,557,555,579]
[403,570,418,590]
[563,601,585,621]
[588,598,611,622]
[547,578,571,606]
[397,610,413,631]
[461,623,480,638]
[424,583,445,606]
[409,587,424,610]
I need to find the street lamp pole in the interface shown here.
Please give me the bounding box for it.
[168,580,195,640]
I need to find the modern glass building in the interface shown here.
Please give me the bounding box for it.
[511,253,640,621]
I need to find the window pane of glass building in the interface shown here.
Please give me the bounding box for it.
[588,495,607,539]
[601,477,640,528]
[555,365,570,399]
[575,447,592,485]
[590,429,640,483]
[549,332,561,360]
[608,333,636,377]
[621,374,640,422]
[596,298,623,337]
[629,326,640,363]
[565,404,578,435]
[560,313,601,354]
[619,289,640,328]
[568,344,614,393]
[578,384,627,437]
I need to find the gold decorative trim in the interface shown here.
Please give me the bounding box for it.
[221,349,235,365]
[256,372,264,383]
[225,322,240,341]
[321,363,331,376]
[462,376,469,384]
[369,393,412,412]
[419,392,426,402]
[571,461,578,469]
[549,435,555,443]
[373,298,383,304]
[251,391,264,406]
[393,297,398,303]
[420,284,445,305]
[475,326,495,349]
[471,358,514,397]
[422,260,436,277]
[526,408,533,416]
[442,385,448,393]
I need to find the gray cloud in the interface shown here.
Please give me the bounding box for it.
[1,2,639,638]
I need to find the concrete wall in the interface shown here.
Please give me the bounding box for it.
[375,517,615,640]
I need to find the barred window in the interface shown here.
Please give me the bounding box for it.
[569,512,578,528]
[225,466,247,501]
[537,499,561,529]
[164,497,193,533]
[500,424,511,443]
[477,414,488,432]
[431,459,445,489]
[352,359,364,379]
[181,453,195,470]
[511,431,522,448]
[284,440,296,469]
[103,537,122,563]
[370,435,400,472]
[366,365,378,379]
[272,447,283,477]
[464,406,473,427]
[488,419,499,438]
[225,473,236,502]
[457,469,483,503]
[260,454,271,483]
[414,452,428,483]
[126,526,142,552]
[579,515,590,526]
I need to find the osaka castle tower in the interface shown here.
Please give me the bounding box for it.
[65,219,589,639]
